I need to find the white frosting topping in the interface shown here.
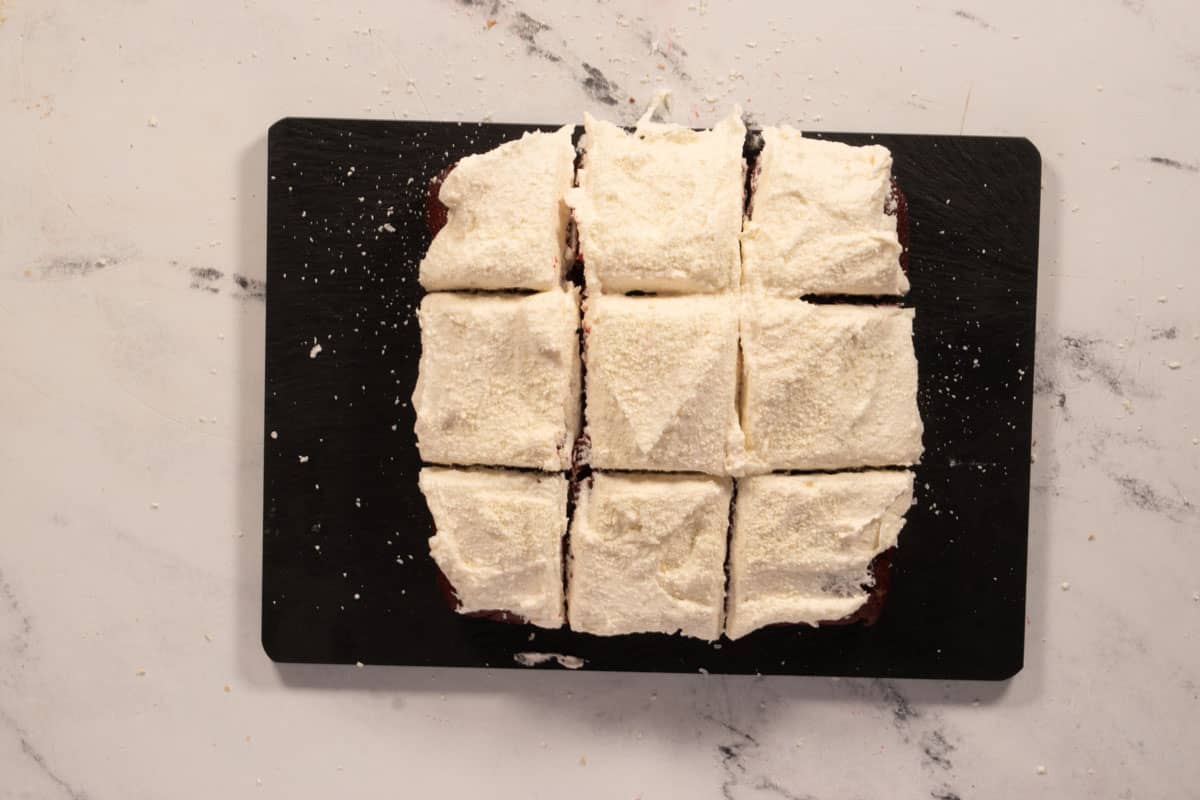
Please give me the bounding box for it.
[566,109,746,294]
[568,472,731,641]
[741,128,907,296]
[419,126,576,291]
[584,294,744,475]
[740,297,923,472]
[421,467,566,628]
[725,470,914,639]
[413,287,581,470]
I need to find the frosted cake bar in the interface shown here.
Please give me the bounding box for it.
[568,472,731,640]
[412,287,581,471]
[567,109,745,294]
[421,467,567,628]
[741,129,907,297]
[740,297,923,472]
[419,126,576,291]
[725,470,914,639]
[583,294,744,476]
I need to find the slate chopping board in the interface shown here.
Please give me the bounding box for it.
[261,117,1040,680]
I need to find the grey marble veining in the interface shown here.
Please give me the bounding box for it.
[1,0,1198,797]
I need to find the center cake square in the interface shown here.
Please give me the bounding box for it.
[582,293,743,475]
[567,472,732,640]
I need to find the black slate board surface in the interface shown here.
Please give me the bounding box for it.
[262,117,1041,680]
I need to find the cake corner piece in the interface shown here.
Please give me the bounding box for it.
[740,127,907,297]
[420,466,568,629]
[418,125,577,292]
[724,470,915,640]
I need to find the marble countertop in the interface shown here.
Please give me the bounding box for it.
[2,1,1198,797]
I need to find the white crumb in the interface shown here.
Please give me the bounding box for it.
[355,661,365,668]
[270,430,278,439]
[1060,582,1070,591]
[147,115,159,128]
[309,340,323,359]
[513,652,586,669]
[298,455,309,463]
[150,502,159,510]
[1036,765,1047,775]
[1167,361,1182,370]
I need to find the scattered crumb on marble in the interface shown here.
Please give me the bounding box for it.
[1167,361,1182,370]
[223,684,232,693]
[1088,533,1096,541]
[150,502,159,510]
[1036,765,1047,775]
[355,661,364,668]
[147,115,159,128]
[1060,582,1071,591]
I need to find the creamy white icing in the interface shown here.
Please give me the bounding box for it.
[584,294,744,475]
[420,467,567,629]
[566,109,745,294]
[741,128,907,296]
[568,472,731,641]
[413,287,581,470]
[740,297,923,472]
[419,126,576,291]
[725,470,914,639]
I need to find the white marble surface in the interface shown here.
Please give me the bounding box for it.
[2,1,1198,797]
